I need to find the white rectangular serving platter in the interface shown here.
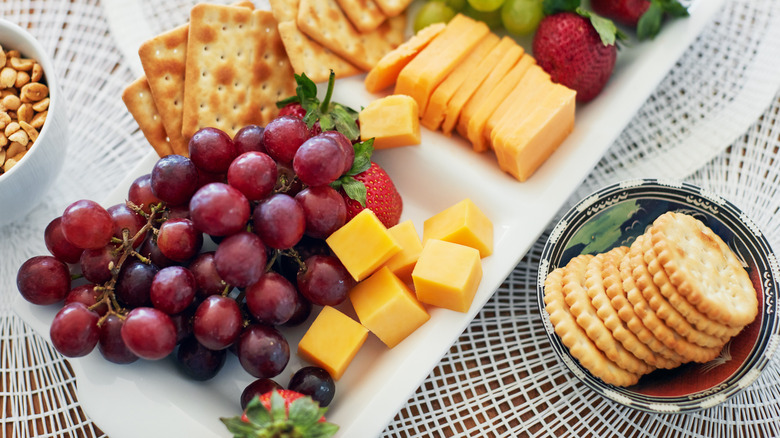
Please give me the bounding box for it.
[14,1,725,436]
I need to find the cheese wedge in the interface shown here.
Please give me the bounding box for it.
[364,22,446,93]
[465,55,536,152]
[492,82,576,181]
[395,14,490,115]
[420,33,500,131]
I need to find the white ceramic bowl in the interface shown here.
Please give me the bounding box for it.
[0,18,68,227]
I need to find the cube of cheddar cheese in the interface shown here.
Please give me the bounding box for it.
[350,267,430,348]
[412,239,482,313]
[326,209,401,281]
[423,198,493,257]
[379,220,423,283]
[297,306,368,380]
[359,95,421,149]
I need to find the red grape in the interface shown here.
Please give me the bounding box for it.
[236,324,289,378]
[245,272,296,326]
[283,291,312,327]
[49,302,100,357]
[150,266,196,314]
[240,378,283,410]
[79,245,118,284]
[233,124,266,154]
[61,199,114,249]
[128,174,162,214]
[297,255,354,306]
[116,260,158,308]
[192,295,242,350]
[98,314,138,364]
[17,256,71,305]
[227,151,277,201]
[262,115,309,164]
[294,186,347,239]
[189,182,250,237]
[157,218,202,262]
[189,127,237,174]
[188,252,226,299]
[150,154,198,206]
[170,307,195,344]
[214,231,267,288]
[138,235,177,269]
[253,194,305,249]
[44,216,84,264]
[321,130,354,175]
[292,135,345,186]
[65,284,107,316]
[288,366,335,407]
[121,307,177,360]
[107,203,146,247]
[175,336,227,381]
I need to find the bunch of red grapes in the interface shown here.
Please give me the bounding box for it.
[16,110,357,406]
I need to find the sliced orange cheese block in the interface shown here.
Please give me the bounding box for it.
[326,209,401,281]
[454,41,525,139]
[349,267,430,348]
[420,33,500,132]
[412,239,483,313]
[297,306,369,380]
[423,198,493,258]
[364,22,446,93]
[379,220,423,283]
[492,82,576,181]
[465,55,536,153]
[395,14,490,116]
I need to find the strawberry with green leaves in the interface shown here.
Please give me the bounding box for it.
[222,390,338,438]
[590,0,688,40]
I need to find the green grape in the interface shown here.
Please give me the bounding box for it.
[413,2,457,33]
[501,0,543,36]
[463,4,503,30]
[466,0,505,13]
[431,0,467,12]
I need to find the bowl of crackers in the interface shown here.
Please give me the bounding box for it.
[538,179,779,413]
[0,18,68,227]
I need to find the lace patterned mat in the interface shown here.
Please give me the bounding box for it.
[1,0,779,437]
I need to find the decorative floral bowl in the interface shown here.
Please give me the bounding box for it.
[537,179,779,413]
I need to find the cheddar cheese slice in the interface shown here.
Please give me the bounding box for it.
[359,94,420,149]
[420,33,500,131]
[364,22,446,93]
[395,14,490,116]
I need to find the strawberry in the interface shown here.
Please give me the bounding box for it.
[590,0,688,39]
[222,389,338,438]
[339,161,402,228]
[534,1,624,103]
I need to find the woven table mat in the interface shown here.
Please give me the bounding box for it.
[0,0,778,437]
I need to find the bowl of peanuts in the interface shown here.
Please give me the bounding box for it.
[0,18,67,227]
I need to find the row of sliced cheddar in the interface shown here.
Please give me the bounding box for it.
[365,14,576,182]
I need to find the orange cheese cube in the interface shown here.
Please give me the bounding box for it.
[423,198,493,257]
[359,95,420,149]
[364,22,446,93]
[379,220,423,283]
[349,267,430,348]
[297,306,368,380]
[395,14,490,115]
[440,36,523,137]
[412,239,482,313]
[493,82,576,181]
[420,33,500,131]
[326,209,401,281]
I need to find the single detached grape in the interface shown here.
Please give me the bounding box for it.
[150,266,197,315]
[233,124,266,154]
[107,203,146,247]
[128,173,163,214]
[293,135,346,187]
[240,378,283,410]
[188,252,226,299]
[79,245,118,284]
[17,256,71,305]
[150,154,199,206]
[253,193,305,249]
[214,231,267,288]
[227,151,278,201]
[116,259,158,308]
[121,307,177,360]
[98,314,138,364]
[192,295,242,350]
[44,216,84,264]
[189,182,251,237]
[49,302,100,357]
[189,127,238,174]
[236,324,289,378]
[321,130,354,175]
[157,218,202,262]
[245,272,297,326]
[262,115,309,164]
[288,366,335,407]
[297,255,355,306]
[294,186,347,239]
[175,336,227,381]
[61,199,114,250]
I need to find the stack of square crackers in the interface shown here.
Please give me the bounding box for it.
[122,1,408,158]
[543,211,758,387]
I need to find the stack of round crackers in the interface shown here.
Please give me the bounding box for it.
[543,211,759,387]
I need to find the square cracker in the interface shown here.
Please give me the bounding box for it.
[335,0,387,33]
[297,0,406,71]
[122,76,174,158]
[375,0,413,17]
[182,5,296,139]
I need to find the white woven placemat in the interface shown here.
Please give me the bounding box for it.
[0,0,778,436]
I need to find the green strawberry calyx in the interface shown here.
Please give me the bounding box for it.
[330,138,375,208]
[637,0,689,40]
[542,0,628,47]
[221,391,339,438]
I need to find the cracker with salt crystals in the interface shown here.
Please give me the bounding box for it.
[297,0,406,71]
[336,0,387,33]
[182,4,296,139]
[375,0,413,17]
[122,76,173,158]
